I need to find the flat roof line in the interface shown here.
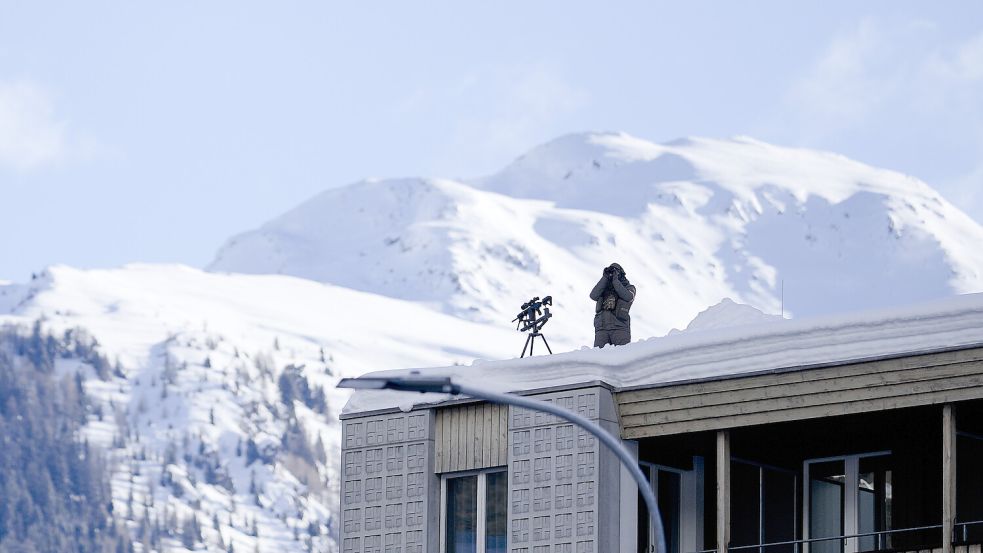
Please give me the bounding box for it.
[340,341,983,419]
[615,340,983,393]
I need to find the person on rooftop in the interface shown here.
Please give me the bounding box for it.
[589,262,636,347]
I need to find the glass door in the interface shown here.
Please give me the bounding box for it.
[808,461,845,553]
[638,463,682,553]
[857,456,892,552]
[957,432,983,543]
[730,459,797,553]
[804,454,891,553]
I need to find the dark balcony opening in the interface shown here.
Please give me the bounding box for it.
[635,400,983,553]
[956,401,983,544]
[727,405,944,553]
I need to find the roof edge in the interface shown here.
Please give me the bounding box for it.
[615,341,983,393]
[340,342,983,419]
[339,379,616,420]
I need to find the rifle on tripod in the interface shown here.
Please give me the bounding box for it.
[512,296,553,357]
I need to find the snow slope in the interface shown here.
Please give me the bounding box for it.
[0,265,536,553]
[210,132,983,339]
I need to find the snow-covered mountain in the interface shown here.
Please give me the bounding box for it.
[0,264,526,553]
[4,131,983,552]
[210,132,983,341]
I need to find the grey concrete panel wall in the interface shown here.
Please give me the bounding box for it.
[506,387,621,553]
[341,411,439,553]
[435,402,509,473]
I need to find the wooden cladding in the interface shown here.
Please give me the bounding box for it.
[434,402,508,473]
[616,347,983,439]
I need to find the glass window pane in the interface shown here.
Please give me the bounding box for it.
[858,455,892,552]
[958,435,983,543]
[485,472,507,553]
[446,475,478,553]
[809,460,845,553]
[858,479,875,552]
[732,462,762,548]
[658,470,681,553]
[639,465,652,553]
[763,469,796,553]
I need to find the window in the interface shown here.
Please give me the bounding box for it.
[635,458,705,553]
[957,432,983,543]
[441,469,508,553]
[857,456,892,552]
[808,460,845,553]
[638,464,682,553]
[804,453,891,553]
[729,459,798,553]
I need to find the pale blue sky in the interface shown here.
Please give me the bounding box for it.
[2,1,982,281]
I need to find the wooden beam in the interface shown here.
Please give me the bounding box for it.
[619,361,983,416]
[617,348,983,405]
[623,385,983,439]
[621,373,983,428]
[716,430,730,553]
[943,404,957,553]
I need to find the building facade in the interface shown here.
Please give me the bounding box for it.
[340,339,983,553]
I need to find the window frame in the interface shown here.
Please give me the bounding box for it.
[439,467,508,553]
[639,461,686,553]
[730,456,799,553]
[802,451,891,553]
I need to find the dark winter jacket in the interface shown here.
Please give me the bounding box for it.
[590,274,636,331]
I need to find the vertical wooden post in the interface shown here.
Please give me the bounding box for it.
[717,430,731,553]
[943,404,957,553]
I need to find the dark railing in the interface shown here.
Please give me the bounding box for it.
[688,520,983,553]
[729,524,942,553]
[957,520,983,544]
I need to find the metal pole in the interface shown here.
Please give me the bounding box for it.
[455,384,667,553]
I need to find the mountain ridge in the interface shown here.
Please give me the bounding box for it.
[210,131,983,332]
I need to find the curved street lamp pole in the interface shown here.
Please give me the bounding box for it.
[338,376,667,553]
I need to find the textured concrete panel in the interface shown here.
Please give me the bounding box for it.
[507,386,621,553]
[341,411,437,553]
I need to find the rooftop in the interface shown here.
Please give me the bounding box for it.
[342,292,983,417]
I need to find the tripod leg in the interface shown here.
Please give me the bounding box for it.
[521,334,532,358]
[529,336,534,356]
[541,334,553,354]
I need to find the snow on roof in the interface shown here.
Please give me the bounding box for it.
[343,293,983,416]
[668,298,783,334]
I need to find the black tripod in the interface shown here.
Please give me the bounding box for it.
[512,296,554,358]
[520,327,552,358]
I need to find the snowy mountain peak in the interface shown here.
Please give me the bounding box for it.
[478,131,935,209]
[492,131,664,176]
[209,131,983,336]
